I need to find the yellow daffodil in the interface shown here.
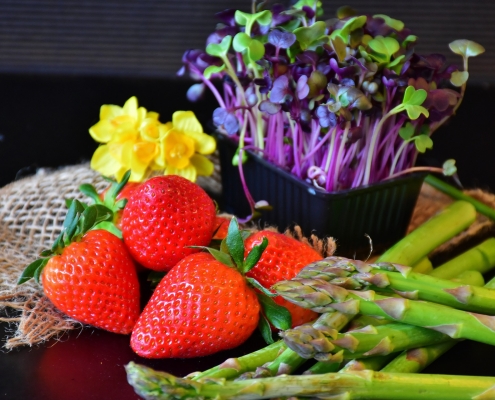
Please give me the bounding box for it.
[89,97,216,182]
[159,111,216,182]
[89,97,161,182]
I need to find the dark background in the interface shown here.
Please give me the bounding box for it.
[0,0,493,191]
[1,1,495,399]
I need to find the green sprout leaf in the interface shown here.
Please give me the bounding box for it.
[233,33,265,62]
[204,64,226,80]
[450,71,469,87]
[330,35,347,63]
[399,122,415,140]
[331,15,367,45]
[401,86,429,120]
[443,159,457,176]
[373,14,404,31]
[449,39,485,59]
[413,134,433,153]
[294,21,328,50]
[235,10,272,36]
[206,35,232,58]
[402,35,417,48]
[336,5,357,19]
[368,36,400,64]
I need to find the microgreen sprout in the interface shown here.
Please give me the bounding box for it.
[179,2,484,219]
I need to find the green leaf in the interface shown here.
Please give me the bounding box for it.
[413,134,433,153]
[80,206,97,234]
[231,147,248,166]
[206,35,232,58]
[403,86,427,106]
[204,247,235,267]
[443,159,457,176]
[402,35,417,48]
[233,32,251,52]
[226,217,245,269]
[33,259,49,284]
[243,237,268,273]
[330,35,347,63]
[404,104,429,120]
[18,258,46,284]
[373,14,404,31]
[294,21,327,51]
[399,122,415,140]
[449,39,485,59]
[339,15,367,37]
[257,292,292,331]
[92,204,113,224]
[450,71,469,87]
[368,36,400,63]
[108,170,131,200]
[204,64,226,80]
[257,313,275,344]
[79,183,101,204]
[235,10,272,28]
[93,221,123,239]
[247,39,265,61]
[336,5,357,19]
[246,277,277,297]
[63,200,80,231]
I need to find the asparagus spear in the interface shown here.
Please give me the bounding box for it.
[279,321,451,362]
[185,340,286,381]
[425,174,495,220]
[126,362,495,400]
[294,256,495,314]
[272,278,495,346]
[376,200,476,265]
[430,237,495,279]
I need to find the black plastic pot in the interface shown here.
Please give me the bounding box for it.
[216,134,425,258]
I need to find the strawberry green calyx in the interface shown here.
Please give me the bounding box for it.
[78,170,133,238]
[273,278,495,346]
[200,217,292,344]
[17,200,113,285]
[297,256,495,314]
[126,362,495,400]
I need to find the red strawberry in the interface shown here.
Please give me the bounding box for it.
[121,175,216,271]
[212,215,231,240]
[18,201,141,334]
[130,252,260,358]
[244,231,322,327]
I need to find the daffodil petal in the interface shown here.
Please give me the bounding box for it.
[134,141,158,163]
[165,164,197,182]
[89,120,115,143]
[123,96,139,119]
[100,104,123,120]
[90,145,122,176]
[184,131,216,155]
[172,111,203,133]
[146,111,160,121]
[190,154,215,176]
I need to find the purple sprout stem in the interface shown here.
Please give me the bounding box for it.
[333,122,350,191]
[324,127,338,192]
[290,116,302,176]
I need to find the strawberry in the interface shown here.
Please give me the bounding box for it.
[121,175,217,271]
[212,215,231,240]
[130,218,291,358]
[130,252,260,358]
[18,200,141,334]
[244,230,322,327]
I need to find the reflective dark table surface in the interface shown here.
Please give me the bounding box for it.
[2,319,495,399]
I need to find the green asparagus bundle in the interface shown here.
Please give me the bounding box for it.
[126,362,495,400]
[295,256,495,314]
[272,278,495,346]
[279,321,452,362]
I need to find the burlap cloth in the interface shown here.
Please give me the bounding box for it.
[0,164,494,350]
